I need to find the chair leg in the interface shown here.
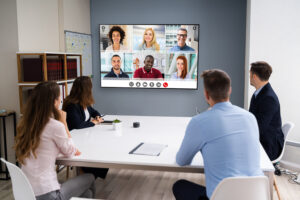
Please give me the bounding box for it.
[274,163,282,176]
[66,166,70,179]
[273,175,281,200]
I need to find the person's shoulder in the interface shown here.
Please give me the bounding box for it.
[64,103,80,111]
[106,45,113,50]
[104,70,114,77]
[135,67,143,72]
[122,72,129,78]
[232,104,257,119]
[186,45,195,51]
[47,118,65,130]
[152,68,161,72]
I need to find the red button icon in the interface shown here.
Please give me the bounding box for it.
[163,82,168,88]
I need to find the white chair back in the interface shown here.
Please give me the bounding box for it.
[272,122,295,163]
[210,176,270,200]
[0,158,36,200]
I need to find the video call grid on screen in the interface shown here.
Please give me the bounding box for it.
[99,24,199,89]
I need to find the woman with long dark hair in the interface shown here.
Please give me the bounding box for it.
[15,82,95,200]
[63,76,109,179]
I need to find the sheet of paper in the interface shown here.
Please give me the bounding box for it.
[132,143,167,156]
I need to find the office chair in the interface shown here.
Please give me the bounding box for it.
[210,176,270,200]
[0,158,36,200]
[271,122,295,200]
[272,122,295,175]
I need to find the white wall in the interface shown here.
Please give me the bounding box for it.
[246,0,300,169]
[63,0,91,34]
[0,0,19,163]
[0,0,90,162]
[16,0,60,51]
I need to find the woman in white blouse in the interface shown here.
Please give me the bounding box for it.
[14,82,95,200]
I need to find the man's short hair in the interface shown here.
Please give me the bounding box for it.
[145,55,154,60]
[178,28,187,33]
[111,54,121,60]
[201,69,231,102]
[250,61,272,81]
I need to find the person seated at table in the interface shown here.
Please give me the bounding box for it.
[63,76,103,130]
[14,82,95,200]
[133,55,163,79]
[171,56,191,80]
[105,26,127,51]
[63,76,109,179]
[173,69,263,200]
[138,28,160,51]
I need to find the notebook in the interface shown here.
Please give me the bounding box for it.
[129,142,167,156]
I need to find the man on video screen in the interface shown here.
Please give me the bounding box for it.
[104,55,129,79]
[133,55,163,79]
[169,28,195,52]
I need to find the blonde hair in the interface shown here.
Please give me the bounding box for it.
[141,28,160,51]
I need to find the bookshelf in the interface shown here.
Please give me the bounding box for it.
[17,52,82,113]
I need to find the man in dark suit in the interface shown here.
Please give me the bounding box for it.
[249,61,284,161]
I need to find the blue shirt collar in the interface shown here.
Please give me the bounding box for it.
[212,101,232,109]
[254,84,266,97]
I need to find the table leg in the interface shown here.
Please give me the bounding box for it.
[13,113,18,166]
[265,171,274,200]
[2,117,9,179]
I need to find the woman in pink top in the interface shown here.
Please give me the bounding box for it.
[14,82,95,200]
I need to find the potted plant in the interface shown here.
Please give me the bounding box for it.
[113,119,122,131]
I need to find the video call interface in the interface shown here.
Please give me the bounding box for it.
[99,24,199,89]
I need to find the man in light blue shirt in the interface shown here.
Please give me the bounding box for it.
[173,69,263,200]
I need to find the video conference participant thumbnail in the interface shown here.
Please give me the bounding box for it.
[133,55,163,79]
[171,55,191,80]
[169,27,195,52]
[104,55,129,79]
[138,28,160,51]
[105,26,128,51]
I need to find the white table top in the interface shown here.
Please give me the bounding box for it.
[56,115,274,173]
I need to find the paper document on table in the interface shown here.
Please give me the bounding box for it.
[129,142,167,156]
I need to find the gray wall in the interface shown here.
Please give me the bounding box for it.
[90,0,247,116]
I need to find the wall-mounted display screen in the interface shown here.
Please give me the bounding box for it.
[99,24,199,89]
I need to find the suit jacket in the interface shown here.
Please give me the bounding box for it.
[249,83,284,161]
[64,103,101,131]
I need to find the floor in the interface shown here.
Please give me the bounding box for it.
[0,167,300,200]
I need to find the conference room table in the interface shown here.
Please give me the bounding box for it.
[56,115,275,199]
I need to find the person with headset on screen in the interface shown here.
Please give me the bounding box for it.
[138,28,160,51]
[133,55,163,79]
[105,26,127,51]
[104,55,129,79]
[173,69,263,200]
[169,27,195,52]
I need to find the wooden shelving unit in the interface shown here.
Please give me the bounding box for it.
[17,52,82,113]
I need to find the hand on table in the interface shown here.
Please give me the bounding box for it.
[92,116,104,124]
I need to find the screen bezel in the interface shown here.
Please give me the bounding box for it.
[99,24,200,90]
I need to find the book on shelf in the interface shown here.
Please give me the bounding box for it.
[23,58,44,82]
[67,59,77,79]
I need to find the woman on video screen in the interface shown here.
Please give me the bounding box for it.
[138,28,160,51]
[106,26,127,51]
[171,56,190,80]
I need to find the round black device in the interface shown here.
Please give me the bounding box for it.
[133,122,140,128]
